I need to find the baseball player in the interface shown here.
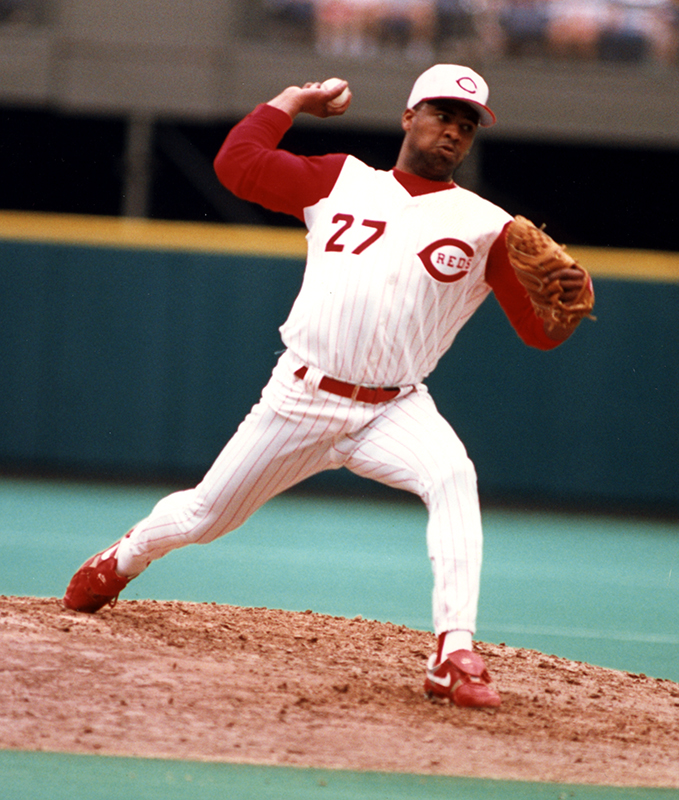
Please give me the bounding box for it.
[63,64,594,708]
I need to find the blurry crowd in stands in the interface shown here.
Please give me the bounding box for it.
[261,0,679,65]
[0,0,41,24]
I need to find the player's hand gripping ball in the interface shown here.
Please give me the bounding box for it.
[321,78,351,112]
[506,215,595,330]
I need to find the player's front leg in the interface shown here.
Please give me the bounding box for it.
[62,387,344,612]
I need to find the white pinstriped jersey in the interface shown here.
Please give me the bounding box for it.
[279,155,512,387]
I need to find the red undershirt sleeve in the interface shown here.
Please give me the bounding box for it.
[213,104,347,222]
[485,223,561,350]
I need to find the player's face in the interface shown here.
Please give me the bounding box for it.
[398,100,479,182]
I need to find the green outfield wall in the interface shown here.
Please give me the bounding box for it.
[1,212,677,513]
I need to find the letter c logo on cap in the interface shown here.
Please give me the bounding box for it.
[457,77,478,95]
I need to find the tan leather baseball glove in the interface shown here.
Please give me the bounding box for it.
[506,215,595,330]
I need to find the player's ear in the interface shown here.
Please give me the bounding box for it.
[401,108,415,132]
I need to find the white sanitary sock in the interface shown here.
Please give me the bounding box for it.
[441,630,473,659]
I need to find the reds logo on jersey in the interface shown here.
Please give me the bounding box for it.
[417,238,475,283]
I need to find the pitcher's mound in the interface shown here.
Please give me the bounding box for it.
[1,596,678,788]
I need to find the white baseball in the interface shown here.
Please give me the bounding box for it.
[321,78,350,111]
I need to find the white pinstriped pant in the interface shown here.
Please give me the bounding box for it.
[117,350,483,636]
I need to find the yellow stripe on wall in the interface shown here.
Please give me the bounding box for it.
[0,211,308,259]
[568,246,679,284]
[1,211,678,283]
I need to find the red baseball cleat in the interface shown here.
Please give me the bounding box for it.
[424,648,501,708]
[62,539,131,613]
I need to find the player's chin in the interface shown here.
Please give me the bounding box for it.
[429,149,462,177]
[426,160,457,182]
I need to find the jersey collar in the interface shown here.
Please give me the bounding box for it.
[392,168,457,197]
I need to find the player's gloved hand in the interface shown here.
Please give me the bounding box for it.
[506,216,595,334]
[546,265,588,305]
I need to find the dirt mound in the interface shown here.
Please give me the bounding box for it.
[1,596,678,787]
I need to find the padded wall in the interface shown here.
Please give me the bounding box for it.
[1,221,677,512]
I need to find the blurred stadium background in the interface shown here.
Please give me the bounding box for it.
[0,1,677,512]
[1,0,678,247]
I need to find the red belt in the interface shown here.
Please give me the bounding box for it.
[294,366,400,404]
